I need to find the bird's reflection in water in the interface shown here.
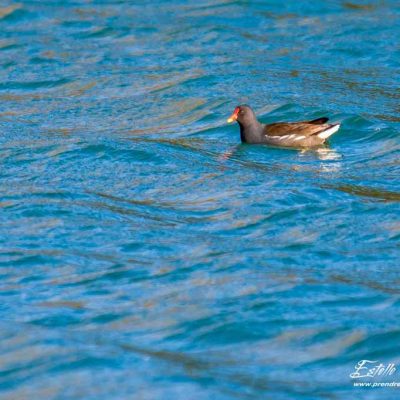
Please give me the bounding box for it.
[218,145,242,162]
[302,146,342,161]
[299,146,343,173]
[219,145,342,162]
[218,144,343,175]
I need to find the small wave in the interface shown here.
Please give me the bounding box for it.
[322,183,400,202]
[0,78,70,91]
[0,4,22,20]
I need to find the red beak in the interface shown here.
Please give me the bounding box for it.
[227,107,240,123]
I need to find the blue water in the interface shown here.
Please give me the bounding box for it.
[1,1,399,399]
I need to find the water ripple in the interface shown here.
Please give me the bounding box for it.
[1,1,399,399]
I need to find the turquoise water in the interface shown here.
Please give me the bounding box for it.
[1,1,399,399]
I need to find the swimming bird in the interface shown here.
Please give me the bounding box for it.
[227,105,340,147]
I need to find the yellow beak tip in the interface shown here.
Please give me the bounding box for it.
[227,118,234,123]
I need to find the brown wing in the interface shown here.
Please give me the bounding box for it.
[264,121,332,137]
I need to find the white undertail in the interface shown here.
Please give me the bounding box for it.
[317,124,340,139]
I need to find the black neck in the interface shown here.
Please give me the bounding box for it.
[239,122,246,143]
[238,120,263,143]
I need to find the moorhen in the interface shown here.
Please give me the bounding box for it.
[227,105,340,147]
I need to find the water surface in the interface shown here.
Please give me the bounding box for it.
[0,1,400,399]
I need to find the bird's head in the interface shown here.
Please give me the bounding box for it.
[227,105,256,126]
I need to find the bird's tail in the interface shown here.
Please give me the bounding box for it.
[317,124,340,139]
